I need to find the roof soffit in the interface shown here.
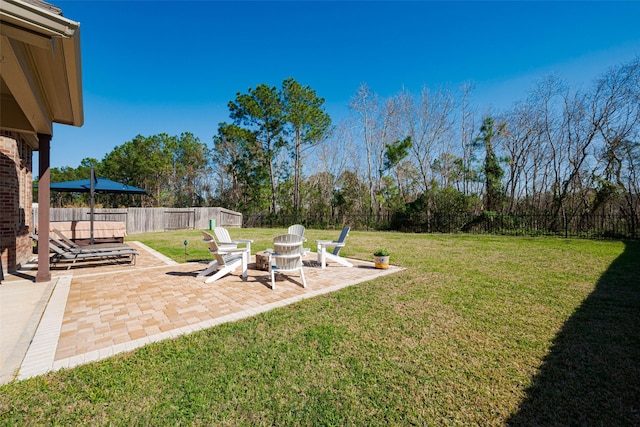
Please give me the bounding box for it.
[1,35,52,134]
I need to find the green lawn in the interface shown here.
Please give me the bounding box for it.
[1,230,639,425]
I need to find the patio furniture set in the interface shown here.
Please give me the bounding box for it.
[32,230,139,269]
[30,225,352,288]
[199,225,352,289]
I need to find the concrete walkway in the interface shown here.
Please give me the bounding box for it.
[0,242,401,384]
[0,276,56,384]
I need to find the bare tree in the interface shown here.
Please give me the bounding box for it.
[307,119,359,219]
[458,82,478,195]
[501,104,539,212]
[349,83,380,219]
[405,85,455,193]
[591,58,640,232]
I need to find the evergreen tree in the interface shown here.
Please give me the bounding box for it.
[475,117,505,212]
[282,78,332,216]
[228,84,285,214]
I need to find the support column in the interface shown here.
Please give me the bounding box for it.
[36,133,51,283]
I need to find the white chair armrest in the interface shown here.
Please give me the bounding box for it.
[221,247,249,254]
[317,240,344,248]
[271,253,301,259]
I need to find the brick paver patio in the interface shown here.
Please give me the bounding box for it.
[4,241,401,382]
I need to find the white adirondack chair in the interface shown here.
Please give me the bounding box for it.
[287,224,305,237]
[269,234,307,289]
[197,239,248,283]
[213,226,253,254]
[287,224,310,256]
[202,230,236,254]
[316,227,353,269]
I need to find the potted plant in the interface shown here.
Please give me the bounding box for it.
[373,248,390,269]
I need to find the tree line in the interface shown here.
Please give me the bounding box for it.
[43,61,640,237]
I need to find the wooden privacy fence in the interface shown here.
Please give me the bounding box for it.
[33,207,243,234]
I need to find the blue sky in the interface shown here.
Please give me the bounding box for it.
[45,0,640,170]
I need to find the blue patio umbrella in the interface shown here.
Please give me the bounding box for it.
[48,178,147,194]
[43,167,146,243]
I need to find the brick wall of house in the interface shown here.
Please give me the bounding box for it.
[0,132,34,273]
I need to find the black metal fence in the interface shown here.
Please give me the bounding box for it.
[244,212,639,240]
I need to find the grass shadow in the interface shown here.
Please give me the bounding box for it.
[507,241,640,425]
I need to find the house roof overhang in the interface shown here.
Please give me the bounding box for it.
[0,0,83,149]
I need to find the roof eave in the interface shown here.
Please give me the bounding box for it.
[0,0,84,139]
[0,0,78,38]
